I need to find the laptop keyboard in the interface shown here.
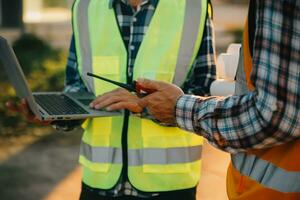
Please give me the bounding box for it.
[34,94,89,115]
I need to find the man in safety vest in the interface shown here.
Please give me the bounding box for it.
[97,0,300,199]
[6,0,216,199]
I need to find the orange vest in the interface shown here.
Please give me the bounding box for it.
[227,2,300,199]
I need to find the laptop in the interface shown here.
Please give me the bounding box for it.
[0,36,121,121]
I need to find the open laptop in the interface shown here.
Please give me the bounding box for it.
[0,36,121,121]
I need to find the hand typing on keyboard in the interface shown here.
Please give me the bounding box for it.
[90,88,143,113]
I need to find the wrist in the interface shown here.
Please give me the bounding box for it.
[175,95,199,132]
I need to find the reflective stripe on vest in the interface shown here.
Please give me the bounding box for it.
[173,0,203,86]
[81,141,202,166]
[73,0,207,191]
[80,141,122,164]
[232,153,300,193]
[128,145,202,166]
[73,0,94,92]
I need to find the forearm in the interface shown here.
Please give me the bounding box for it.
[176,89,299,153]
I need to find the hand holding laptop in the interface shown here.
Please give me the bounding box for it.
[6,99,52,125]
[6,99,84,130]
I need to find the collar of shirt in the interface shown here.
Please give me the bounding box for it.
[109,0,157,9]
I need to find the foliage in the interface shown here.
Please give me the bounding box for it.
[12,34,60,76]
[0,34,67,135]
[43,0,69,8]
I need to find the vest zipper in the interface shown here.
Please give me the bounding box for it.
[112,7,130,184]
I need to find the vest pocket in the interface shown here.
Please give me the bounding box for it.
[82,118,112,146]
[79,156,111,173]
[80,117,113,173]
[93,56,120,75]
[92,56,121,95]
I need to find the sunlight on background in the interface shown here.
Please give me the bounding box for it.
[23,0,71,23]
[43,167,81,200]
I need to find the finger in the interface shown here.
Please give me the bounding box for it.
[6,99,50,125]
[32,116,51,125]
[90,94,114,107]
[5,101,19,112]
[20,99,38,122]
[91,90,136,109]
[107,102,143,113]
[136,78,163,91]
[20,99,32,116]
[90,88,128,107]
[93,96,126,110]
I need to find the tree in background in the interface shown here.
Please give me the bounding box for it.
[1,0,23,28]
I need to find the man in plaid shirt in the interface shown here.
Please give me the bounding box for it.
[98,0,300,199]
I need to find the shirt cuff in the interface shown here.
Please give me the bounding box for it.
[175,95,200,133]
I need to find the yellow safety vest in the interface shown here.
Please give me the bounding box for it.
[227,1,300,199]
[73,0,208,191]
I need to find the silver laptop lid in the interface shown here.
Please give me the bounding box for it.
[0,36,41,118]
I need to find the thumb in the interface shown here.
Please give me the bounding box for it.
[137,78,163,91]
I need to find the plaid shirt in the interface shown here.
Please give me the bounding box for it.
[65,0,216,197]
[176,0,300,153]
